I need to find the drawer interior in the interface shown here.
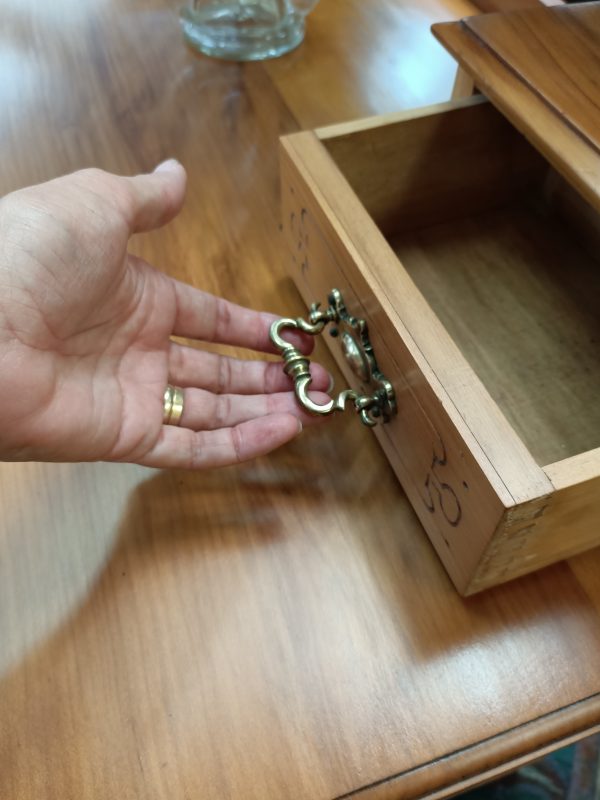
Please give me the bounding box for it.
[320,99,600,468]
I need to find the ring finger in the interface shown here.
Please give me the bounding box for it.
[176,387,331,431]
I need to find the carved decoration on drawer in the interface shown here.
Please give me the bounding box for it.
[421,435,464,535]
[287,186,310,276]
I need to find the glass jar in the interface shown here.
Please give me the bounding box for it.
[181,0,320,61]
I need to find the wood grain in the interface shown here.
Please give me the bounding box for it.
[469,0,563,11]
[337,697,600,799]
[465,4,600,150]
[319,96,545,235]
[2,1,600,799]
[263,0,478,128]
[392,193,600,467]
[433,4,600,214]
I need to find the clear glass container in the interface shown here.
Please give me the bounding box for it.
[181,1,320,61]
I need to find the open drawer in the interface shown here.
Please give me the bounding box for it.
[279,94,600,595]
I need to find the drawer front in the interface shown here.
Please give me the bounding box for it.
[280,134,511,594]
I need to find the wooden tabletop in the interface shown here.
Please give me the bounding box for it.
[2,2,600,799]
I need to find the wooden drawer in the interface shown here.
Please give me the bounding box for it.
[279,94,600,595]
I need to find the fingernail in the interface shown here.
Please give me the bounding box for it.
[327,372,335,394]
[154,158,181,173]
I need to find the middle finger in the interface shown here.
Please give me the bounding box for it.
[169,341,333,395]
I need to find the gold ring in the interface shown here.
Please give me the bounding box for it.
[163,384,185,426]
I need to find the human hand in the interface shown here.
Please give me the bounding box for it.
[0,161,331,468]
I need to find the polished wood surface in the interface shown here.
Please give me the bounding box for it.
[2,1,600,799]
[263,0,479,127]
[433,3,600,214]
[464,2,600,150]
[469,0,562,11]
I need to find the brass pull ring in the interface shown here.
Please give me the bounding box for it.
[270,317,362,418]
[269,289,396,428]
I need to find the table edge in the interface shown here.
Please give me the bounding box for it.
[333,692,600,800]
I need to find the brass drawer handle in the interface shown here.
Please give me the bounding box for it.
[270,288,396,427]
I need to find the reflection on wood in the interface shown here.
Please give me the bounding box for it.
[1,1,600,799]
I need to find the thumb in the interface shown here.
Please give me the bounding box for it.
[124,159,187,233]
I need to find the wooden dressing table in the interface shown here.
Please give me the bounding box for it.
[1,2,599,799]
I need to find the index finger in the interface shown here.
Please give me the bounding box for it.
[171,278,316,355]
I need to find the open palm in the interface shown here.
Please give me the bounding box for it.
[0,162,329,467]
